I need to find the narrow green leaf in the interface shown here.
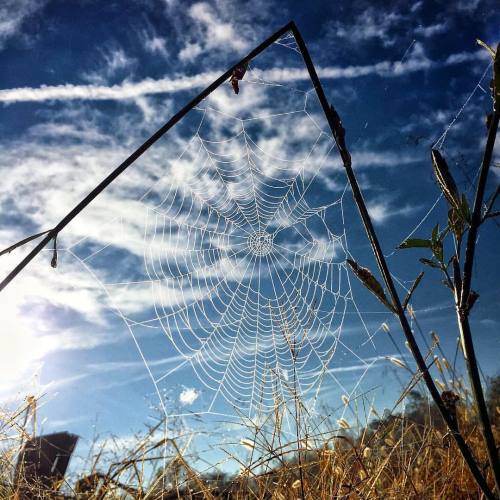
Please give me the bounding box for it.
[402,271,424,310]
[459,194,471,223]
[431,240,444,263]
[431,224,439,244]
[442,279,453,290]
[448,207,465,240]
[419,257,442,269]
[398,238,432,250]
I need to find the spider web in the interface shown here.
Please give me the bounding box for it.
[57,32,382,432]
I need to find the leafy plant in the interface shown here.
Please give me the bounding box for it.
[396,40,500,498]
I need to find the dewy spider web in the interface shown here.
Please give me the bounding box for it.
[55,30,378,428]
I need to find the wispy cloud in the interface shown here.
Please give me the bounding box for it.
[326,6,451,47]
[81,46,137,85]
[367,198,421,225]
[179,2,249,62]
[86,354,187,373]
[139,23,168,59]
[322,354,408,375]
[351,150,419,169]
[327,8,405,47]
[414,21,449,38]
[0,0,46,49]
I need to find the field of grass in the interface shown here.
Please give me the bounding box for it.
[1,369,499,499]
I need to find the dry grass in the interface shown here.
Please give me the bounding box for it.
[1,369,499,499]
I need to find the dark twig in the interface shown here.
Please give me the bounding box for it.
[0,229,52,257]
[482,185,499,222]
[455,104,500,496]
[290,23,495,499]
[484,210,500,219]
[402,271,424,310]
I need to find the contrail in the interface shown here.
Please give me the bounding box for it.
[0,51,481,104]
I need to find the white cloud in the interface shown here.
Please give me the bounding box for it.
[86,353,186,373]
[444,50,487,65]
[103,48,133,74]
[321,354,410,375]
[454,0,481,12]
[179,387,199,405]
[0,254,117,397]
[328,8,405,47]
[82,46,136,85]
[352,150,418,169]
[0,0,46,49]
[139,23,168,59]
[145,36,168,57]
[179,42,204,62]
[367,199,419,225]
[328,7,454,47]
[178,2,249,62]
[411,1,423,13]
[415,21,449,38]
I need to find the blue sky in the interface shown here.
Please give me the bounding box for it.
[0,0,499,473]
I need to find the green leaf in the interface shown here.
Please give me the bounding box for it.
[448,207,465,240]
[459,194,471,223]
[431,240,444,263]
[398,238,432,250]
[442,279,453,290]
[431,224,439,244]
[346,259,395,312]
[419,257,442,269]
[402,271,424,310]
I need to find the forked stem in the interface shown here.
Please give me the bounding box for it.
[290,22,495,499]
[455,109,500,496]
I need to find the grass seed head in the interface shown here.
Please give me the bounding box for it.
[240,438,255,450]
[337,418,350,430]
[435,379,446,391]
[388,356,406,369]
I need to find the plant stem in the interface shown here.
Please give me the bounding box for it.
[290,23,495,499]
[461,111,499,304]
[293,360,306,500]
[456,110,500,496]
